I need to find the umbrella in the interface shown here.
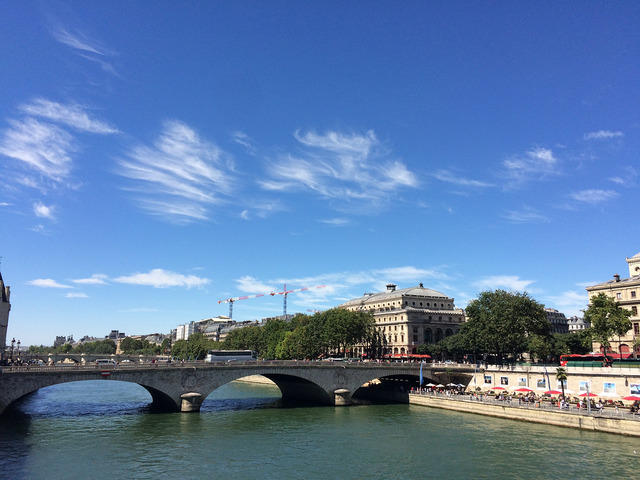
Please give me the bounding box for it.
[492,386,507,391]
[513,387,533,392]
[579,392,598,397]
[447,383,458,387]
[544,390,563,395]
[425,383,436,387]
[622,396,640,401]
[436,384,445,388]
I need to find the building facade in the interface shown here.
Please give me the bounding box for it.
[545,308,569,334]
[0,271,10,361]
[586,252,640,356]
[567,316,590,332]
[339,283,465,357]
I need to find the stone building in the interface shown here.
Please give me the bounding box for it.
[339,283,465,357]
[586,252,640,356]
[0,270,10,362]
[567,316,590,332]
[545,308,569,334]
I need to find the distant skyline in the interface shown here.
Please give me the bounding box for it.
[1,2,638,345]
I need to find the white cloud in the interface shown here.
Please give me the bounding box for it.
[570,189,619,204]
[117,120,235,221]
[72,274,108,285]
[502,147,559,186]
[502,207,550,224]
[66,292,88,298]
[113,268,210,288]
[544,290,588,317]
[260,129,418,210]
[235,275,279,294]
[0,117,75,185]
[584,130,624,140]
[33,201,55,219]
[19,99,119,134]
[319,218,350,226]
[231,131,257,155]
[51,26,115,56]
[609,166,637,187]
[27,278,73,288]
[472,275,535,292]
[433,169,494,188]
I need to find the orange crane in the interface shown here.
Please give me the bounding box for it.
[218,283,326,319]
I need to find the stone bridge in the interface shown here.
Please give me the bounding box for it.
[0,361,474,415]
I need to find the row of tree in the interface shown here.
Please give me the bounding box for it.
[224,308,376,360]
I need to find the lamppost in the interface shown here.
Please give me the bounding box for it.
[16,339,20,360]
[10,337,15,361]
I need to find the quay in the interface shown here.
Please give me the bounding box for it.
[408,391,640,437]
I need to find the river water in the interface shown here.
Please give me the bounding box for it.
[0,379,638,480]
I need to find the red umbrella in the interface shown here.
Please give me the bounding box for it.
[492,386,507,391]
[514,387,533,392]
[544,390,563,395]
[579,392,598,397]
[622,395,640,401]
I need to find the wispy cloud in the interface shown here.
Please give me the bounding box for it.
[319,218,350,226]
[584,130,624,140]
[0,99,118,195]
[117,121,235,222]
[27,278,73,288]
[609,166,637,187]
[19,99,119,134]
[0,118,75,186]
[433,169,494,188]
[72,274,108,285]
[502,206,550,224]
[51,26,115,56]
[570,189,619,204]
[544,290,588,317]
[66,292,88,298]
[231,131,257,155]
[259,129,418,211]
[472,275,535,292]
[502,147,559,187]
[113,268,211,288]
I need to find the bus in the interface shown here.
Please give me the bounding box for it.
[559,354,612,367]
[204,350,258,362]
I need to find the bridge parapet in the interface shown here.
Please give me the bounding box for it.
[0,362,475,415]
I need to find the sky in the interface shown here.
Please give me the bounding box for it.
[1,1,639,346]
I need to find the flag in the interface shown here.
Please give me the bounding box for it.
[419,361,424,387]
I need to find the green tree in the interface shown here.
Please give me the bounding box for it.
[119,337,143,354]
[464,290,550,363]
[556,367,568,398]
[584,293,632,356]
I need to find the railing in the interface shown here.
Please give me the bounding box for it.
[409,390,640,421]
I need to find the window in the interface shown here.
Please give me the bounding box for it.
[632,291,637,298]
[633,306,638,316]
[617,292,622,299]
[413,334,418,342]
[635,324,640,335]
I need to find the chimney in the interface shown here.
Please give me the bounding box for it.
[386,284,396,292]
[614,274,620,282]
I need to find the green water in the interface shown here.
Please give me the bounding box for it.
[0,380,638,479]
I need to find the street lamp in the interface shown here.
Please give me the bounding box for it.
[10,338,15,361]
[16,340,20,360]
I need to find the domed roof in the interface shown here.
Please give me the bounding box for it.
[340,284,451,306]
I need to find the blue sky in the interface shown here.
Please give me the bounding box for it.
[1,2,638,346]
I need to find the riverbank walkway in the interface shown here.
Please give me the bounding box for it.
[409,390,640,437]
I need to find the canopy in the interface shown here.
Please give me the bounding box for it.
[622,395,640,401]
[513,387,533,392]
[492,386,507,391]
[579,392,598,397]
[544,390,563,395]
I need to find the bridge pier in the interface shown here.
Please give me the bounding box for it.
[180,392,204,412]
[334,388,353,406]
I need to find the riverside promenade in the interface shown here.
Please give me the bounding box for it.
[409,390,640,437]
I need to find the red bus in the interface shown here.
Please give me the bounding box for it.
[559,353,611,367]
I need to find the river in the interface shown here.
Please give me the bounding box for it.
[0,379,638,480]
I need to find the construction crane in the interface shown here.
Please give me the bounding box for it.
[270,284,326,317]
[218,284,326,319]
[217,293,265,319]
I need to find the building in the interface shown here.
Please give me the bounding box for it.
[545,308,569,334]
[339,283,465,357]
[586,252,640,356]
[567,316,590,332]
[0,270,10,362]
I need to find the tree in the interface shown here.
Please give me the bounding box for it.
[556,367,568,399]
[584,293,632,355]
[464,290,550,363]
